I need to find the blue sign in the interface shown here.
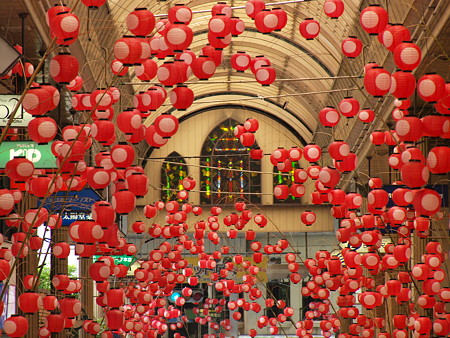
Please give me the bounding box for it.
[40,188,101,226]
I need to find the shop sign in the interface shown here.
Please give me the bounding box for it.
[0,95,33,127]
[40,188,101,226]
[0,141,55,168]
[93,255,135,267]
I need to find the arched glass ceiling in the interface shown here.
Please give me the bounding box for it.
[106,0,364,141]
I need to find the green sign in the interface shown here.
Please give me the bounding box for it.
[93,255,135,267]
[0,141,56,168]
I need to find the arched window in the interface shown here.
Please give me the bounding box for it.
[200,119,261,204]
[161,152,188,202]
[273,162,301,203]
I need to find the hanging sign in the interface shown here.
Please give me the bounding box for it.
[0,141,55,168]
[93,255,135,267]
[0,95,33,127]
[40,188,101,226]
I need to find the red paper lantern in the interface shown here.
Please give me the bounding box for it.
[412,188,441,217]
[364,67,391,97]
[110,59,128,77]
[53,242,70,259]
[126,8,155,35]
[394,41,421,71]
[414,317,432,335]
[18,292,42,314]
[424,115,449,137]
[341,37,363,58]
[401,161,429,188]
[250,55,270,74]
[154,113,179,137]
[231,16,245,36]
[319,107,340,127]
[46,4,71,25]
[319,166,341,188]
[145,125,168,148]
[358,109,375,123]
[395,117,423,142]
[380,24,411,52]
[274,185,289,200]
[360,5,388,35]
[66,75,83,91]
[111,190,136,214]
[106,309,125,330]
[89,261,111,282]
[5,157,34,182]
[324,0,344,18]
[207,31,231,49]
[4,315,29,337]
[301,211,316,225]
[303,144,322,162]
[126,173,149,197]
[114,36,143,66]
[390,71,416,99]
[240,132,255,147]
[370,131,385,145]
[427,146,450,174]
[22,86,51,116]
[50,12,80,43]
[368,189,389,211]
[81,0,107,8]
[110,143,135,169]
[230,52,251,72]
[135,59,157,81]
[245,0,266,19]
[91,119,115,144]
[191,56,216,80]
[417,73,446,103]
[117,109,142,134]
[170,85,194,110]
[169,4,193,24]
[157,61,181,87]
[299,18,320,39]
[339,97,360,117]
[255,9,278,34]
[50,53,79,84]
[91,89,113,110]
[209,14,232,38]
[272,8,287,31]
[60,297,81,318]
[255,65,276,86]
[165,23,193,52]
[40,84,60,111]
[106,288,125,308]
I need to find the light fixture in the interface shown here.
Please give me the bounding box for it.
[0,36,21,76]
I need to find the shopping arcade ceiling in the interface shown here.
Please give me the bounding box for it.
[2,0,450,177]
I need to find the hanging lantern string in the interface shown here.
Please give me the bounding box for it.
[141,158,310,176]
[149,0,311,17]
[122,75,362,86]
[158,87,358,106]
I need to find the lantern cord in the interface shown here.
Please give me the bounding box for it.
[121,75,362,86]
[159,87,358,106]
[141,158,307,176]
[150,0,310,17]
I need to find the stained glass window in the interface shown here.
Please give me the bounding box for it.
[161,152,188,202]
[200,119,261,204]
[273,161,301,203]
